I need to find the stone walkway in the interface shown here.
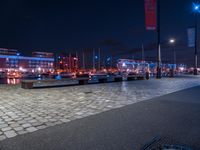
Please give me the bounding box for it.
[0,75,200,141]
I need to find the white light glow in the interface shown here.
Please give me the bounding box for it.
[179,67,184,71]
[122,63,126,67]
[169,39,175,43]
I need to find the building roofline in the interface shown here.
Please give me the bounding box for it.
[0,55,54,61]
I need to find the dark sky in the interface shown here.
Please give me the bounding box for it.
[0,0,197,61]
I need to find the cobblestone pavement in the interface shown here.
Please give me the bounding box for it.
[0,76,200,141]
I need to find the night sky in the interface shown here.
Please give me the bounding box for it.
[0,0,198,65]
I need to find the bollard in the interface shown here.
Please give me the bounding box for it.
[146,72,150,80]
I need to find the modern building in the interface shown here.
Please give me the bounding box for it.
[0,48,54,73]
[117,59,177,74]
[57,53,78,71]
[0,48,19,56]
[32,52,54,58]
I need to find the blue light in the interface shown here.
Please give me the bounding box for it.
[107,57,111,61]
[95,56,98,59]
[16,53,20,56]
[193,3,200,12]
[0,55,54,61]
[55,75,62,80]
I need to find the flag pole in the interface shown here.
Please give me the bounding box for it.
[156,0,162,79]
[98,48,101,71]
[93,48,95,70]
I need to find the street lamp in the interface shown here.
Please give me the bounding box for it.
[193,2,199,75]
[169,39,175,44]
[169,38,176,76]
[193,3,200,12]
[156,0,162,79]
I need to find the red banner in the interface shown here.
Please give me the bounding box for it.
[145,0,157,30]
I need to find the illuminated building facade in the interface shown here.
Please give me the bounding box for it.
[0,48,19,56]
[32,52,54,58]
[0,48,54,73]
[57,54,78,71]
[117,59,182,74]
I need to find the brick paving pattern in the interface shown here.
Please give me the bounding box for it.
[0,76,200,140]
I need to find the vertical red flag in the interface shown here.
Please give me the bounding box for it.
[144,0,157,30]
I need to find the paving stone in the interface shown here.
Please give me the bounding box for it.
[0,124,8,128]
[17,120,27,124]
[48,118,57,122]
[31,122,43,127]
[0,135,6,141]
[4,130,17,138]
[8,121,16,125]
[2,116,9,119]
[14,118,22,121]
[1,127,12,132]
[10,123,20,128]
[60,118,71,123]
[14,126,24,131]
[36,125,47,130]
[54,121,62,125]
[26,127,38,132]
[45,122,55,126]
[22,123,32,128]
[28,119,37,123]
[11,115,19,119]
[24,117,33,121]
[17,130,28,135]
[0,120,5,124]
[45,116,52,119]
[39,119,48,123]
[4,118,13,122]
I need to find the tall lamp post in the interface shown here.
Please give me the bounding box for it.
[169,38,176,76]
[156,0,162,78]
[193,3,199,75]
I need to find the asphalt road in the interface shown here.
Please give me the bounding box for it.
[0,86,200,150]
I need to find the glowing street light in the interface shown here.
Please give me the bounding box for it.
[19,66,23,71]
[38,67,41,72]
[122,62,126,67]
[193,3,200,12]
[169,38,176,76]
[169,39,175,44]
[195,5,199,10]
